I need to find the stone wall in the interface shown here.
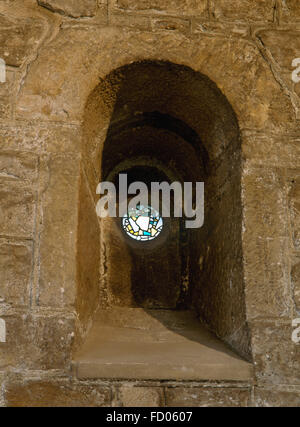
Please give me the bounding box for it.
[0,0,300,406]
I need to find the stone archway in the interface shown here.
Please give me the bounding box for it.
[72,61,253,380]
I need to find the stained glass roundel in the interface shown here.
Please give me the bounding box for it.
[122,205,163,241]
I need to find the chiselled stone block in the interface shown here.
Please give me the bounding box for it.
[243,236,291,319]
[287,174,300,250]
[165,386,251,407]
[0,182,35,238]
[211,0,275,22]
[0,69,14,98]
[0,125,82,154]
[38,0,97,18]
[0,313,75,370]
[118,386,163,407]
[0,16,44,67]
[242,166,287,238]
[110,13,151,30]
[5,378,111,407]
[242,167,291,318]
[0,241,32,307]
[0,98,11,120]
[242,135,300,169]
[281,0,300,23]
[76,171,100,329]
[151,17,191,34]
[258,30,300,71]
[0,151,38,182]
[251,321,300,385]
[0,372,5,407]
[38,154,80,308]
[113,0,208,15]
[254,385,300,407]
[291,257,300,310]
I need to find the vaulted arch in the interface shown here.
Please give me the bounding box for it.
[76,60,251,364]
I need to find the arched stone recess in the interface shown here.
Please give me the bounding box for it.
[78,59,250,359]
[13,27,297,369]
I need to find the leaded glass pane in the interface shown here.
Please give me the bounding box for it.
[122,205,163,241]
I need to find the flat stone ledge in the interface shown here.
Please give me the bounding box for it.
[73,308,254,382]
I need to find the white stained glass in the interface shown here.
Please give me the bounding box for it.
[122,205,163,241]
[129,217,139,232]
[136,216,150,231]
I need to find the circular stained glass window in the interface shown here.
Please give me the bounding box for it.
[122,205,163,241]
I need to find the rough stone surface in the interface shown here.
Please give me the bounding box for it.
[243,235,291,319]
[0,313,75,370]
[5,378,111,407]
[251,321,300,385]
[112,0,208,15]
[242,134,300,169]
[291,257,300,311]
[38,154,80,308]
[281,0,300,22]
[0,97,11,120]
[287,173,300,251]
[0,0,299,407]
[0,181,35,238]
[211,0,276,22]
[0,150,38,237]
[165,386,251,407]
[0,241,32,307]
[243,167,287,239]
[258,30,300,71]
[15,28,296,134]
[254,385,300,407]
[0,1,45,68]
[242,166,292,320]
[0,151,38,182]
[0,372,5,407]
[118,386,163,407]
[38,0,98,18]
[76,170,100,331]
[151,16,191,34]
[0,125,82,154]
